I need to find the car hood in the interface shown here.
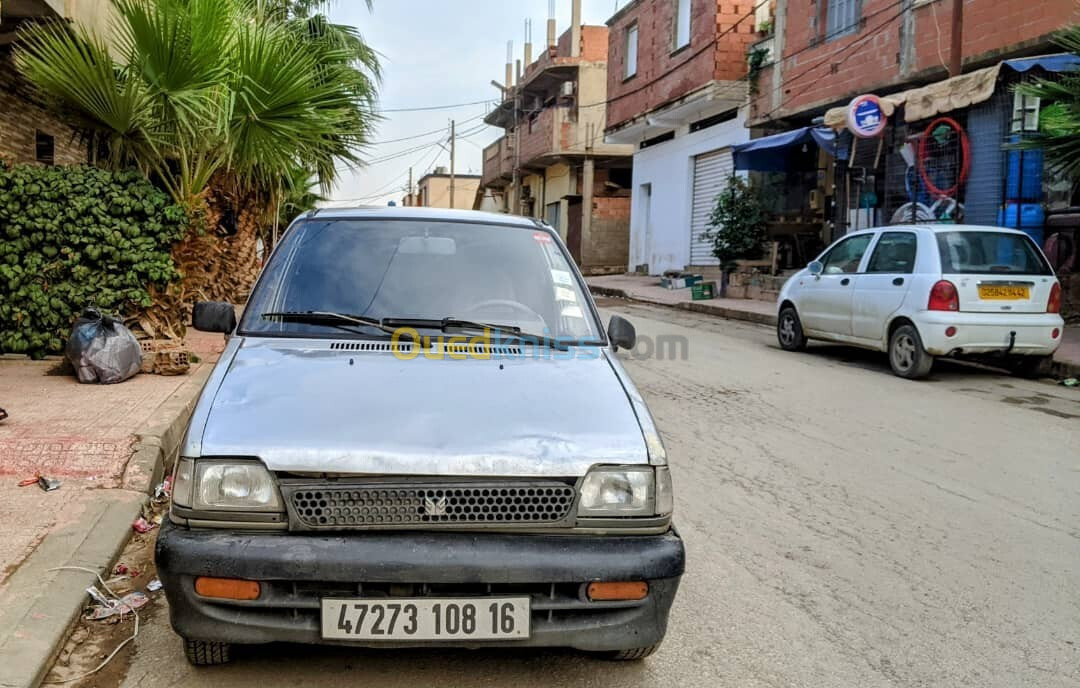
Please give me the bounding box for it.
[188,337,648,477]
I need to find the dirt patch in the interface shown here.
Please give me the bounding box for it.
[42,511,163,688]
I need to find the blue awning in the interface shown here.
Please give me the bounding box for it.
[731,127,836,172]
[1003,53,1080,73]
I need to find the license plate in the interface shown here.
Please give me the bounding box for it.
[321,597,530,641]
[978,285,1029,300]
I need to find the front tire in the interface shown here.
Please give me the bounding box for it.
[604,643,662,661]
[184,638,232,666]
[777,306,807,352]
[889,324,934,379]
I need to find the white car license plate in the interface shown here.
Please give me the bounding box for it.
[321,597,531,641]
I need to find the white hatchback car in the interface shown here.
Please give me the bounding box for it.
[776,225,1064,379]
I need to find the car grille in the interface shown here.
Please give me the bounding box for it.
[282,481,577,530]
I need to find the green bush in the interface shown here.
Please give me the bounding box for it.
[703,175,769,272]
[0,164,187,358]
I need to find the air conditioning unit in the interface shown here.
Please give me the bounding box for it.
[561,81,575,97]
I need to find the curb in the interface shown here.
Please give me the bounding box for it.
[590,284,778,327]
[0,364,212,688]
[591,284,1080,379]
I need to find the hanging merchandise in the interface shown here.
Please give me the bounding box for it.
[917,117,971,199]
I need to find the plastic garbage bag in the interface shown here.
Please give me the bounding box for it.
[65,308,143,384]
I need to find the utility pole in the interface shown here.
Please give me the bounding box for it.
[449,119,456,209]
[949,0,964,77]
[407,167,413,206]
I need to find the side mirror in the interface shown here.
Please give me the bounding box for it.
[807,260,824,276]
[607,315,636,351]
[192,301,237,334]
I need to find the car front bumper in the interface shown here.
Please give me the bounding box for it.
[155,520,685,652]
[917,311,1064,356]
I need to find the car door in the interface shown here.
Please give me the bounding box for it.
[798,233,875,336]
[851,231,917,342]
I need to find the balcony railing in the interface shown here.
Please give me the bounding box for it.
[481,137,514,187]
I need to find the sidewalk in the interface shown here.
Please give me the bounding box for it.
[587,273,1080,378]
[0,330,224,688]
[588,273,777,325]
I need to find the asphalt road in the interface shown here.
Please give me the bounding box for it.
[73,302,1080,688]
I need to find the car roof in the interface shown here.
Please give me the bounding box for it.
[852,224,1029,235]
[298,206,544,229]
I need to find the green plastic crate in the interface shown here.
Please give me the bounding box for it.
[691,282,715,300]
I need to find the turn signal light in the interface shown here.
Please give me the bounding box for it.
[586,581,649,601]
[1048,282,1061,314]
[928,280,959,311]
[195,577,261,600]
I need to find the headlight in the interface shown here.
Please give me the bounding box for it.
[172,458,282,512]
[578,466,658,517]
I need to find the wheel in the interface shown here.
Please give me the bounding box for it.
[604,643,661,661]
[184,638,232,666]
[888,324,934,379]
[1006,355,1050,379]
[777,306,807,352]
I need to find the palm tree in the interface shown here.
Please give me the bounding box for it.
[15,0,380,208]
[1013,25,1080,184]
[14,0,380,323]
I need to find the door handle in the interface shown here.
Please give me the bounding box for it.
[841,278,850,286]
[893,277,904,286]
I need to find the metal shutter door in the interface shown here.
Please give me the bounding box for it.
[689,147,733,266]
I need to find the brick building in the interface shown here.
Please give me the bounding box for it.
[603,0,760,274]
[750,0,1077,126]
[479,0,634,274]
[0,0,112,167]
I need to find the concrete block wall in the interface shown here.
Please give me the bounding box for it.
[584,195,631,270]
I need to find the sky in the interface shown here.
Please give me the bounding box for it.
[323,0,624,207]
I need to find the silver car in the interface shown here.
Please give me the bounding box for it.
[156,207,684,665]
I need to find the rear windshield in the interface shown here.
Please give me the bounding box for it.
[936,231,1052,275]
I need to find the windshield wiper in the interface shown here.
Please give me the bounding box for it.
[261,311,412,340]
[382,317,569,351]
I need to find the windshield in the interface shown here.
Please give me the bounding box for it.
[240,218,602,341]
[936,231,1052,275]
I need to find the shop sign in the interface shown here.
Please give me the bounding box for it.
[846,94,887,138]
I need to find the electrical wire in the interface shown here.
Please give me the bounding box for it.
[381,97,496,113]
[41,567,141,685]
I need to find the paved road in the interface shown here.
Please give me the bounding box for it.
[85,302,1080,687]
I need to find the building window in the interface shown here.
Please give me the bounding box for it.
[35,131,55,166]
[625,24,639,78]
[1011,91,1040,133]
[825,0,860,40]
[674,0,691,50]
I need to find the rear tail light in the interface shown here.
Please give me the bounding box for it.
[1047,282,1062,314]
[928,280,959,311]
[1052,328,1060,339]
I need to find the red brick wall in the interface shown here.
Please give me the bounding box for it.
[0,52,87,167]
[607,0,754,130]
[749,0,1077,124]
[585,195,631,269]
[580,25,610,61]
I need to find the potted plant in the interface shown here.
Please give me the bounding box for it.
[700,176,769,297]
[757,19,774,36]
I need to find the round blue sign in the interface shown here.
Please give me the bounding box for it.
[846,95,887,138]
